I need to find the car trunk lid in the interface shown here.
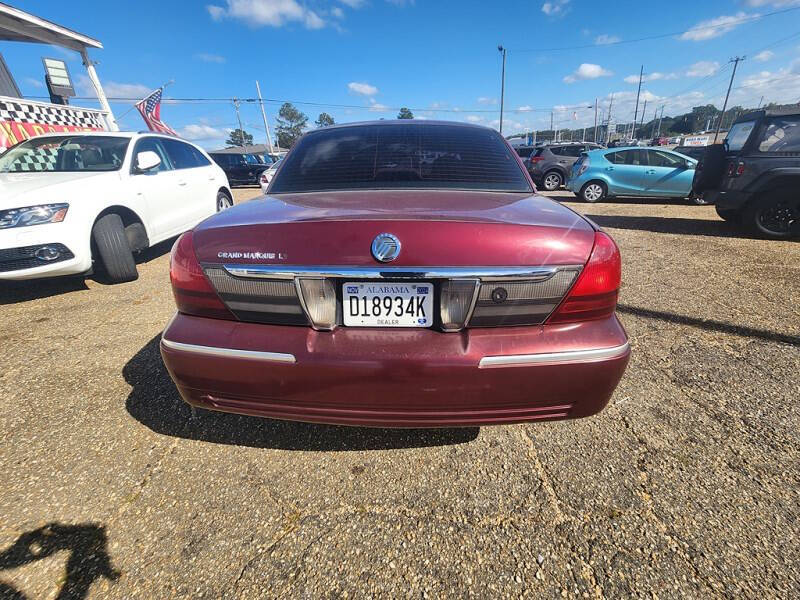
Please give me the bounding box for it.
[193,190,596,267]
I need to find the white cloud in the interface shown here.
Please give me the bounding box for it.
[623,71,678,84]
[477,96,497,105]
[517,105,533,111]
[331,6,344,18]
[195,52,226,63]
[24,77,43,89]
[686,60,720,77]
[179,124,231,141]
[348,81,378,96]
[563,63,612,83]
[338,0,365,7]
[368,98,389,112]
[78,75,151,99]
[465,115,483,122]
[206,0,328,30]
[541,0,570,16]
[680,12,753,41]
[753,50,774,62]
[595,34,620,45]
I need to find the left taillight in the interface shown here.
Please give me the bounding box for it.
[546,231,621,324]
[169,231,234,320]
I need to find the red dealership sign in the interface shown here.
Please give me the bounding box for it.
[0,120,103,150]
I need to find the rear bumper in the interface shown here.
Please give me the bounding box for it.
[160,313,630,427]
[711,189,752,211]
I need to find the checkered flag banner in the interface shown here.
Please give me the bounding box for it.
[135,88,177,136]
[0,99,108,151]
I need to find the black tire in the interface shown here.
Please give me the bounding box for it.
[92,213,138,283]
[216,190,233,212]
[743,194,800,240]
[541,171,563,191]
[715,207,740,223]
[579,180,607,203]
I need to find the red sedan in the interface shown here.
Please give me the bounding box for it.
[161,121,630,427]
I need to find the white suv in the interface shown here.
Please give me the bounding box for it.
[0,132,232,283]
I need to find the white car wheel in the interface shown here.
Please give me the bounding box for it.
[217,192,233,212]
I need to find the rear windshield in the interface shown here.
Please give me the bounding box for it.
[269,123,532,193]
[725,121,756,152]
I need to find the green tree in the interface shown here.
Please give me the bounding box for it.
[276,102,309,148]
[397,107,414,119]
[226,128,253,147]
[315,112,335,128]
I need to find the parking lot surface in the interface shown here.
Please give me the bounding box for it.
[1,187,798,598]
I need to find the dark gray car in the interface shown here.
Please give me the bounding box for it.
[693,107,800,239]
[526,143,604,191]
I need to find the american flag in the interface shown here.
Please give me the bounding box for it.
[135,88,177,135]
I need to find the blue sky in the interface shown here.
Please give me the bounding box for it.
[4,0,800,147]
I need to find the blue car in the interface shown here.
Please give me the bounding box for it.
[566,147,699,203]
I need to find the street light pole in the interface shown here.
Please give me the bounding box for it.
[593,98,598,143]
[497,45,506,135]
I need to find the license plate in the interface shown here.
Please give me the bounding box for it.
[343,282,432,327]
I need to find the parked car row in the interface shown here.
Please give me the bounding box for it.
[209,152,271,186]
[0,132,233,282]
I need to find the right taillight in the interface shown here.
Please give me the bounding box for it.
[170,231,233,320]
[530,156,545,163]
[546,231,621,324]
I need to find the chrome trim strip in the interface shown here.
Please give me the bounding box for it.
[161,338,296,364]
[223,265,581,281]
[478,342,630,368]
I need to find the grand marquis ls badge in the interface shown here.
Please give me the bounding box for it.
[371,233,401,263]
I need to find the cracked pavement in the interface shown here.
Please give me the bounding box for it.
[1,188,798,598]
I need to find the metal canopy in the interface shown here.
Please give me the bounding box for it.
[0,2,102,51]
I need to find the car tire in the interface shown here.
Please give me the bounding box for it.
[217,190,233,212]
[744,194,800,240]
[542,171,563,191]
[92,213,138,283]
[715,207,740,223]
[579,181,607,203]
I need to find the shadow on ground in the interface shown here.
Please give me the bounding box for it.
[584,213,747,238]
[0,523,119,600]
[124,335,479,451]
[0,238,175,305]
[618,304,800,346]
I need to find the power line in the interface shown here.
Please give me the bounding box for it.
[510,6,800,53]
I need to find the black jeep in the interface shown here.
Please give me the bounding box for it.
[692,107,800,239]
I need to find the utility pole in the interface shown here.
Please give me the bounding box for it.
[716,56,745,142]
[593,98,598,143]
[255,81,274,154]
[232,98,248,153]
[633,65,643,133]
[550,110,553,137]
[650,108,658,138]
[606,94,614,143]
[582,126,586,141]
[757,95,764,108]
[656,105,664,137]
[498,45,506,135]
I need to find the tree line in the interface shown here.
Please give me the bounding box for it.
[226,103,416,149]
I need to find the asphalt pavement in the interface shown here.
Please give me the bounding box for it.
[1,187,798,598]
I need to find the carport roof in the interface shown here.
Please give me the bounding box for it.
[0,2,102,51]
